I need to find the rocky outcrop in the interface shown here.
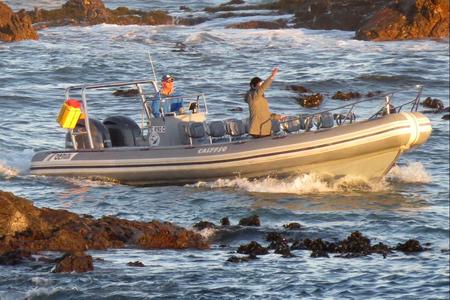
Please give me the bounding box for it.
[0,190,208,257]
[356,0,449,41]
[0,1,39,42]
[28,0,172,29]
[226,19,287,29]
[52,252,94,273]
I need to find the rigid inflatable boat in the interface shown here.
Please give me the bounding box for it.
[30,80,432,185]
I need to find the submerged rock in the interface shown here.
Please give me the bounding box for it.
[52,252,93,273]
[283,222,302,230]
[127,261,145,267]
[239,215,260,227]
[332,91,362,101]
[297,93,324,108]
[288,85,311,93]
[237,241,268,256]
[193,221,218,231]
[0,250,33,265]
[395,239,425,252]
[421,97,445,111]
[226,19,287,29]
[112,89,139,97]
[227,254,258,263]
[220,217,231,226]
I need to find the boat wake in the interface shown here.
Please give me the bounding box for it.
[386,161,432,183]
[0,149,34,179]
[193,162,431,194]
[193,173,388,194]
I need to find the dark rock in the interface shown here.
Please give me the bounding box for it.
[366,91,383,98]
[283,222,302,230]
[337,231,371,254]
[371,242,391,258]
[422,97,445,111]
[226,19,288,29]
[290,239,308,250]
[127,261,145,267]
[220,217,230,226]
[443,107,450,112]
[274,241,294,257]
[239,215,260,226]
[266,232,286,243]
[442,114,449,120]
[112,89,139,97]
[237,241,268,256]
[53,252,93,273]
[228,107,243,112]
[0,3,39,42]
[193,221,218,231]
[179,6,192,12]
[297,93,324,108]
[395,239,425,252]
[223,0,246,5]
[310,250,329,258]
[356,0,449,41]
[289,85,311,93]
[0,250,33,265]
[332,91,362,101]
[226,254,257,263]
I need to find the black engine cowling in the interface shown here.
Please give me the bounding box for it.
[103,116,141,147]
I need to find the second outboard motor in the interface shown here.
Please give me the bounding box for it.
[103,116,141,147]
[65,118,112,150]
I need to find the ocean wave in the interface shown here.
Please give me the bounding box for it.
[386,162,432,183]
[0,149,34,178]
[192,173,389,195]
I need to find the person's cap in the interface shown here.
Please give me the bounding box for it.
[161,74,174,82]
[250,77,262,88]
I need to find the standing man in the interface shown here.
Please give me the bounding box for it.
[245,67,282,137]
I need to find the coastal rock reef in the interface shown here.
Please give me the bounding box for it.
[0,0,448,43]
[0,190,208,272]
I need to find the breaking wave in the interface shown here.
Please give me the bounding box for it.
[386,162,432,183]
[193,173,389,195]
[0,149,34,178]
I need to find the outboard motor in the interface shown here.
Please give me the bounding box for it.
[65,118,112,150]
[103,116,141,147]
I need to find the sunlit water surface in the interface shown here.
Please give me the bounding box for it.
[0,1,449,299]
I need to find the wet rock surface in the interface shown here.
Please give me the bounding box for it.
[226,19,287,29]
[193,221,218,231]
[283,222,302,230]
[422,97,445,111]
[297,93,324,108]
[0,2,39,42]
[52,252,94,273]
[395,239,425,252]
[112,89,140,97]
[127,261,145,267]
[237,241,269,256]
[332,91,362,101]
[0,191,208,272]
[239,215,261,226]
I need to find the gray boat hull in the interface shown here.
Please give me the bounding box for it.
[30,112,432,185]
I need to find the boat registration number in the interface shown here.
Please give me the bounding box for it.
[45,153,77,161]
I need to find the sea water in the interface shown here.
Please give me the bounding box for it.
[0,1,449,299]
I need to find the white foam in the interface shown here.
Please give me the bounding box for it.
[386,162,432,183]
[193,173,389,195]
[0,149,35,178]
[197,227,216,240]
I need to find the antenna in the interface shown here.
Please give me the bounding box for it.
[148,51,159,92]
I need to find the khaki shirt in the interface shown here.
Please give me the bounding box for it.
[245,77,274,136]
